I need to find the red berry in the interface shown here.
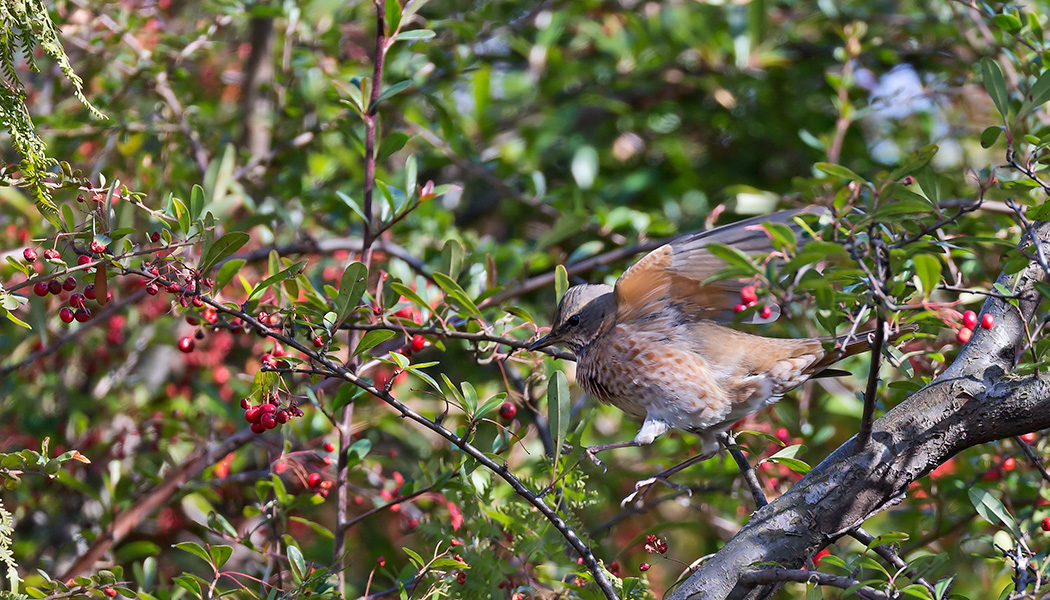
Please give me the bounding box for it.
[307,473,322,488]
[244,406,261,423]
[92,193,104,203]
[43,248,60,260]
[957,328,973,344]
[981,314,994,330]
[177,336,195,353]
[89,240,105,254]
[323,457,334,466]
[1003,457,1017,471]
[250,422,266,434]
[62,276,77,291]
[59,307,74,323]
[77,255,91,266]
[48,280,62,295]
[150,231,161,243]
[275,410,290,424]
[77,193,85,203]
[323,442,336,452]
[33,281,49,297]
[22,248,37,262]
[103,589,116,598]
[733,303,747,313]
[456,572,466,585]
[260,403,277,414]
[962,310,977,330]
[499,402,517,420]
[411,335,426,352]
[759,305,772,319]
[313,335,324,348]
[260,412,277,429]
[239,398,251,409]
[261,353,276,367]
[145,283,158,295]
[74,308,90,322]
[68,293,85,308]
[639,562,651,572]
[1042,517,1050,532]
[740,285,758,304]
[84,284,96,300]
[1022,432,1037,444]
[775,427,791,444]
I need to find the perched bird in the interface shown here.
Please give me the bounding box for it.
[528,207,903,497]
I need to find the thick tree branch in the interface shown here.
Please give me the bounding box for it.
[669,221,1050,600]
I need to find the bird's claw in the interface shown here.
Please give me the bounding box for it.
[620,476,692,508]
[584,447,608,472]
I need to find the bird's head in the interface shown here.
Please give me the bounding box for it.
[528,283,616,354]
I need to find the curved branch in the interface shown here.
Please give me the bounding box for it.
[669,221,1050,600]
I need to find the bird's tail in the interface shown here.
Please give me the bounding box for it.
[807,323,919,377]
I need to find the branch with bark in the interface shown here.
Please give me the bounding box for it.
[668,221,1050,600]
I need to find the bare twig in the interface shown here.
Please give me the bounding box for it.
[739,568,893,600]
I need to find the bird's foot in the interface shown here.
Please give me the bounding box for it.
[584,446,609,472]
[620,475,692,508]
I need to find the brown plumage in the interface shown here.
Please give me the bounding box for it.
[529,207,904,465]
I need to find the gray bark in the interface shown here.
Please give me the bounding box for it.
[668,221,1050,600]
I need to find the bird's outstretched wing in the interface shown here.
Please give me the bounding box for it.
[614,206,826,323]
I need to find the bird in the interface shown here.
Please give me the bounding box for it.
[528,206,907,501]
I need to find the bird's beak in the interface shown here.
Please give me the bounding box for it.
[527,334,555,352]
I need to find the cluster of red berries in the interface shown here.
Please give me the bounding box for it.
[240,396,303,434]
[733,285,774,319]
[261,341,294,368]
[26,249,110,324]
[957,310,994,344]
[644,534,668,554]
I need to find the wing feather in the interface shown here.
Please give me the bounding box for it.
[614,206,825,323]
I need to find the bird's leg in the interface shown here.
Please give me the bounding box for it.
[584,440,642,472]
[621,432,722,506]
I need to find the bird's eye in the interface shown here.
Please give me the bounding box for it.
[567,315,581,327]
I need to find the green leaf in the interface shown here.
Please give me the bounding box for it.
[287,544,306,583]
[981,125,1004,148]
[1,307,31,329]
[189,184,205,221]
[705,243,762,275]
[993,13,1023,33]
[815,162,866,183]
[336,262,369,323]
[968,487,1023,540]
[432,272,482,319]
[372,80,412,110]
[173,541,211,564]
[247,259,309,304]
[354,330,397,357]
[208,545,233,568]
[981,57,1010,120]
[171,196,190,234]
[199,232,249,275]
[385,0,402,36]
[548,371,570,468]
[912,254,942,297]
[402,546,425,570]
[555,264,568,303]
[336,191,369,223]
[215,259,245,292]
[395,29,436,41]
[405,154,417,202]
[441,240,463,278]
[377,132,410,162]
[1029,71,1050,111]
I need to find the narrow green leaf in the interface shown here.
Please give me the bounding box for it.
[402,546,425,570]
[441,240,463,277]
[968,487,1023,540]
[548,371,570,465]
[286,544,306,582]
[815,162,865,183]
[336,191,369,223]
[432,272,482,319]
[981,57,1010,120]
[189,184,205,221]
[395,29,436,41]
[173,542,211,564]
[247,259,309,303]
[199,232,249,275]
[555,264,568,303]
[215,259,245,292]
[405,154,417,202]
[1029,71,1050,110]
[354,330,397,357]
[372,80,412,110]
[336,262,368,323]
[705,243,762,275]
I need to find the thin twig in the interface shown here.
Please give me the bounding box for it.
[739,568,893,600]
[857,313,886,449]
